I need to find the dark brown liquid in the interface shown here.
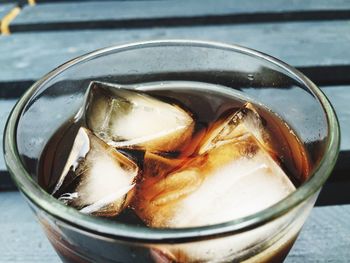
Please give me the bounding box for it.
[38,82,311,262]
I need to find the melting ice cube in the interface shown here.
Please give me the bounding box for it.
[133,104,295,228]
[133,103,297,262]
[84,81,194,152]
[53,127,139,216]
[199,102,273,155]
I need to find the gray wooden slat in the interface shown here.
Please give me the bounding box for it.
[0,3,15,20]
[0,191,60,263]
[286,204,350,262]
[10,0,350,32]
[1,20,350,97]
[0,191,349,262]
[322,86,350,171]
[0,99,17,190]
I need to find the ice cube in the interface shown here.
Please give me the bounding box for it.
[53,127,139,216]
[133,103,295,228]
[199,103,273,155]
[133,103,298,262]
[84,81,194,152]
[134,139,295,228]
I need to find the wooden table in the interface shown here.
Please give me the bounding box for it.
[1,0,349,262]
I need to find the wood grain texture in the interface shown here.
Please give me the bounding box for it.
[10,0,350,32]
[0,191,349,262]
[1,20,350,95]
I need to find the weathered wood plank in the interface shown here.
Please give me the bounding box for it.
[1,20,350,96]
[286,204,350,262]
[0,191,349,262]
[10,0,350,32]
[0,99,17,190]
[0,191,60,263]
[322,86,350,172]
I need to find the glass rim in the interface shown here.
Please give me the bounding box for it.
[4,40,340,244]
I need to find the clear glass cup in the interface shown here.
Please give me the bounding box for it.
[4,40,340,263]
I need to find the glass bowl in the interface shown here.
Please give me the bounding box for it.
[4,40,340,263]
